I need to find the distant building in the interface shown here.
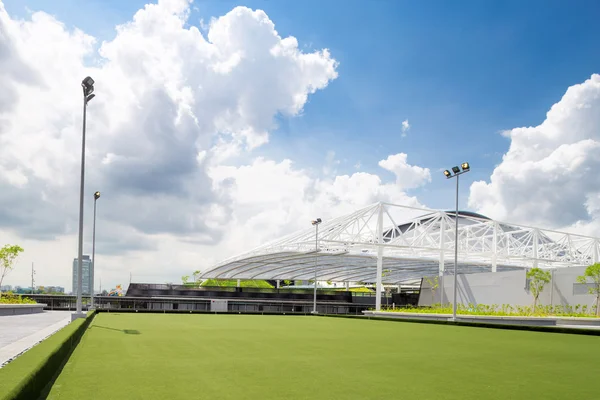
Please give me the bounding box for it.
[41,286,65,294]
[14,287,34,294]
[72,255,93,295]
[0,285,12,292]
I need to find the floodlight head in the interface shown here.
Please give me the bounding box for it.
[82,76,95,97]
[86,93,95,103]
[94,191,101,200]
[82,76,94,88]
[443,170,452,178]
[461,162,470,171]
[311,218,322,225]
[451,166,460,174]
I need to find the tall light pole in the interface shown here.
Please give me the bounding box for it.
[311,218,322,314]
[90,191,101,309]
[76,76,95,318]
[443,162,470,321]
[31,262,35,294]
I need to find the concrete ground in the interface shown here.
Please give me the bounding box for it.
[559,324,600,330]
[0,311,71,367]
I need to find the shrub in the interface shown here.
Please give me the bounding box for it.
[384,303,597,318]
[0,293,36,304]
[200,279,274,288]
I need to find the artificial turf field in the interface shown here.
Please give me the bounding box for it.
[46,313,599,400]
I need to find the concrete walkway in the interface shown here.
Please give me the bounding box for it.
[0,311,71,368]
[559,324,600,330]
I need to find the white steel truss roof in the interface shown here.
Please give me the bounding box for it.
[201,202,600,285]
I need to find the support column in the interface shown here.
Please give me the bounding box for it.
[376,203,384,311]
[276,280,280,289]
[533,229,539,269]
[236,279,240,288]
[345,281,350,291]
[550,269,555,307]
[594,240,599,264]
[439,213,445,304]
[492,222,498,272]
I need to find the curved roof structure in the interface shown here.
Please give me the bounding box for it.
[201,202,600,285]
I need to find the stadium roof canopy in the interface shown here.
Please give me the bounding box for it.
[202,202,600,286]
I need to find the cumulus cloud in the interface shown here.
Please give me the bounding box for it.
[208,153,427,249]
[401,119,410,137]
[0,0,431,289]
[378,153,431,190]
[469,74,600,232]
[0,0,338,239]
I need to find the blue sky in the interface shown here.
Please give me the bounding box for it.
[5,0,600,210]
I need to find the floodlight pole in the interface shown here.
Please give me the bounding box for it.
[31,262,35,294]
[311,218,322,314]
[76,95,88,315]
[453,173,459,321]
[313,222,319,314]
[443,163,470,321]
[90,192,100,309]
[76,77,95,318]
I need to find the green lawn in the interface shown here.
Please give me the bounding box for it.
[47,313,599,399]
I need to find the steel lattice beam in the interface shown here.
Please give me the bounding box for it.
[201,202,600,284]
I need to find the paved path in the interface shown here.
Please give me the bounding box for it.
[0,311,71,367]
[559,324,600,330]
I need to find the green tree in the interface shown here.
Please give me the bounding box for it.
[526,267,551,312]
[190,270,203,287]
[192,270,200,282]
[423,276,439,304]
[0,244,24,298]
[576,263,600,316]
[181,275,190,284]
[384,286,392,307]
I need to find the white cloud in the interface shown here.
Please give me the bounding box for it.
[401,119,410,137]
[378,153,431,190]
[469,74,600,232]
[0,0,432,290]
[208,153,427,249]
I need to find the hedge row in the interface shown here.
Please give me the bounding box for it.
[319,314,600,336]
[0,311,96,400]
